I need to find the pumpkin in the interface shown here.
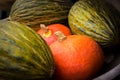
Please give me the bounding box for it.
[50,31,104,80]
[9,0,73,31]
[68,0,120,47]
[37,24,72,45]
[0,20,55,80]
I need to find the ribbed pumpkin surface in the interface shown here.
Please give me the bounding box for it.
[9,0,72,31]
[0,20,54,80]
[68,0,120,47]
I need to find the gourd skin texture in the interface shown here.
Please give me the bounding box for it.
[9,0,72,31]
[68,0,119,47]
[0,20,55,80]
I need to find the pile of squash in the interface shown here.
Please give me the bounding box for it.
[0,0,120,80]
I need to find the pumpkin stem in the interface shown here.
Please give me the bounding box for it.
[55,31,67,42]
[40,24,49,33]
[40,24,52,37]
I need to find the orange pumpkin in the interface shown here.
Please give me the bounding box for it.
[50,31,104,80]
[37,24,72,45]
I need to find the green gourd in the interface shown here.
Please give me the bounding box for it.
[68,0,120,47]
[9,0,72,31]
[0,20,55,80]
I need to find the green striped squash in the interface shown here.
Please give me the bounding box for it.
[0,20,55,80]
[68,0,120,47]
[9,0,72,31]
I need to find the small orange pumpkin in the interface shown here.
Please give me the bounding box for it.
[37,24,72,45]
[50,31,104,80]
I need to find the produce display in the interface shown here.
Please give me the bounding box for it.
[0,0,120,80]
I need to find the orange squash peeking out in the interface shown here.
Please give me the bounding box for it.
[37,24,72,45]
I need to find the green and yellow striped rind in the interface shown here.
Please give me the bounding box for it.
[0,20,55,80]
[68,0,119,47]
[9,0,72,31]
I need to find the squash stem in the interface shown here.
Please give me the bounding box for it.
[55,31,67,42]
[40,24,49,33]
[40,24,52,37]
